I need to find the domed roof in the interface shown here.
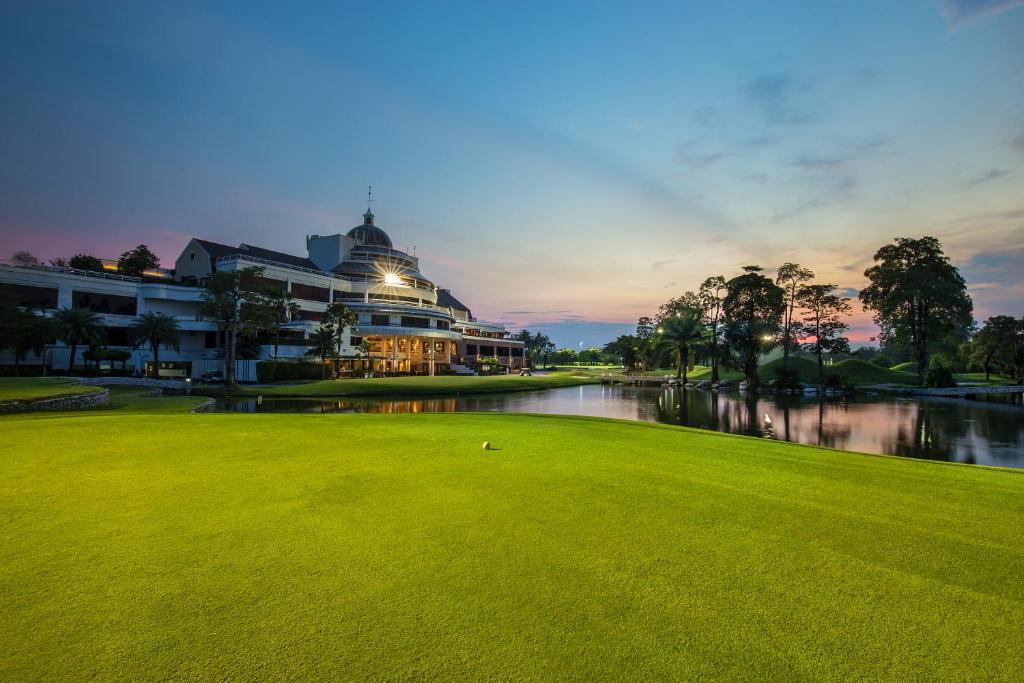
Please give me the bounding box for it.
[346,209,392,248]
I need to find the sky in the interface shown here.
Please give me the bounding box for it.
[1,0,1022,348]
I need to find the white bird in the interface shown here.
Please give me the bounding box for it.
[764,414,772,426]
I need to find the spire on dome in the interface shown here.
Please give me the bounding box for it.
[364,185,375,224]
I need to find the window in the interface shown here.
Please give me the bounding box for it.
[205,331,219,349]
[511,348,523,357]
[298,310,324,322]
[497,346,510,357]
[479,345,495,356]
[0,283,58,309]
[400,316,429,328]
[104,327,131,346]
[290,282,330,302]
[190,253,195,261]
[466,344,477,355]
[334,291,363,301]
[371,314,391,326]
[72,290,137,315]
[350,336,362,347]
[436,320,449,330]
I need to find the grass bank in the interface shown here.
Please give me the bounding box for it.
[0,377,101,404]
[1,410,1022,679]
[214,370,601,398]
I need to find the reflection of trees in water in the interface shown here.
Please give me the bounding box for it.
[813,400,853,449]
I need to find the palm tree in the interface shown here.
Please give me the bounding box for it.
[53,307,105,373]
[128,312,182,379]
[305,326,337,379]
[656,314,709,383]
[9,312,54,375]
[269,291,301,358]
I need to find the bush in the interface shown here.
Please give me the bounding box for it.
[256,361,325,383]
[924,364,957,388]
[772,365,803,391]
[822,373,853,392]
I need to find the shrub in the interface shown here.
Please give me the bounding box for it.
[924,364,957,388]
[772,365,803,391]
[822,373,853,392]
[256,361,324,383]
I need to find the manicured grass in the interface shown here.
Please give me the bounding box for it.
[759,356,920,385]
[1,411,1022,679]
[223,370,601,398]
[0,377,101,404]
[891,361,918,374]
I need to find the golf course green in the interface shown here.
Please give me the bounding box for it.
[1,387,1022,679]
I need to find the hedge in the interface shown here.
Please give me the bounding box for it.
[255,361,325,383]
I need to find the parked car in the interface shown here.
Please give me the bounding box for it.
[200,371,224,384]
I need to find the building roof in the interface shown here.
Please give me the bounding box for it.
[237,244,320,271]
[192,238,320,272]
[436,288,472,315]
[346,224,393,248]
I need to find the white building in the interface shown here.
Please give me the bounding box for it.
[1,209,524,378]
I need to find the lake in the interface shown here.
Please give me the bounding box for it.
[217,384,1024,468]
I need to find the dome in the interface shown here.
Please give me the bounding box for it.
[346,209,393,248]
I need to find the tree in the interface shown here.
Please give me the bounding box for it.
[636,317,655,370]
[603,335,640,370]
[198,266,274,386]
[697,276,727,381]
[776,263,814,368]
[117,244,160,277]
[514,330,555,368]
[657,291,702,324]
[797,284,852,377]
[69,254,105,272]
[48,257,68,268]
[995,319,1024,384]
[305,326,338,379]
[655,314,708,382]
[722,266,785,387]
[53,307,106,372]
[324,302,358,375]
[859,236,973,385]
[268,291,301,358]
[128,312,182,379]
[970,316,1020,382]
[8,312,54,375]
[10,251,41,267]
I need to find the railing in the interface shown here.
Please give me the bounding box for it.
[0,261,142,283]
[218,254,438,292]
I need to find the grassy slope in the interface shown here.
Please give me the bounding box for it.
[228,371,601,398]
[1,411,1022,679]
[758,356,920,385]
[0,377,101,403]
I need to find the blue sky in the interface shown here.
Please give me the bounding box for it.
[1,0,1022,347]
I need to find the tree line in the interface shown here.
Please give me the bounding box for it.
[600,236,1022,387]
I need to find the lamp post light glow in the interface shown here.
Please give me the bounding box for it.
[761,334,774,342]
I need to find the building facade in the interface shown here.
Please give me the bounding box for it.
[1,209,524,378]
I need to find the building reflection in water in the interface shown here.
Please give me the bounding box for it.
[219,384,1024,468]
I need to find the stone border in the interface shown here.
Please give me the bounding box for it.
[0,388,109,413]
[190,397,217,413]
[74,377,189,391]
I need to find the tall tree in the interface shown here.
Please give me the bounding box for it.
[697,276,727,381]
[635,317,655,370]
[128,312,182,379]
[117,244,160,277]
[970,316,1020,382]
[198,266,273,386]
[776,263,814,368]
[514,330,554,368]
[722,266,785,387]
[53,307,106,372]
[268,291,301,358]
[656,291,702,324]
[603,335,640,370]
[859,236,973,385]
[797,284,852,377]
[656,314,708,382]
[69,254,105,272]
[324,302,358,375]
[305,326,338,379]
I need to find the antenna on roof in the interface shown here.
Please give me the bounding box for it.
[367,185,373,210]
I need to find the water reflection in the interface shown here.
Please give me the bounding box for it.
[218,384,1024,468]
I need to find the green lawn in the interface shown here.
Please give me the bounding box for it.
[0,377,101,404]
[1,409,1022,679]
[225,370,601,398]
